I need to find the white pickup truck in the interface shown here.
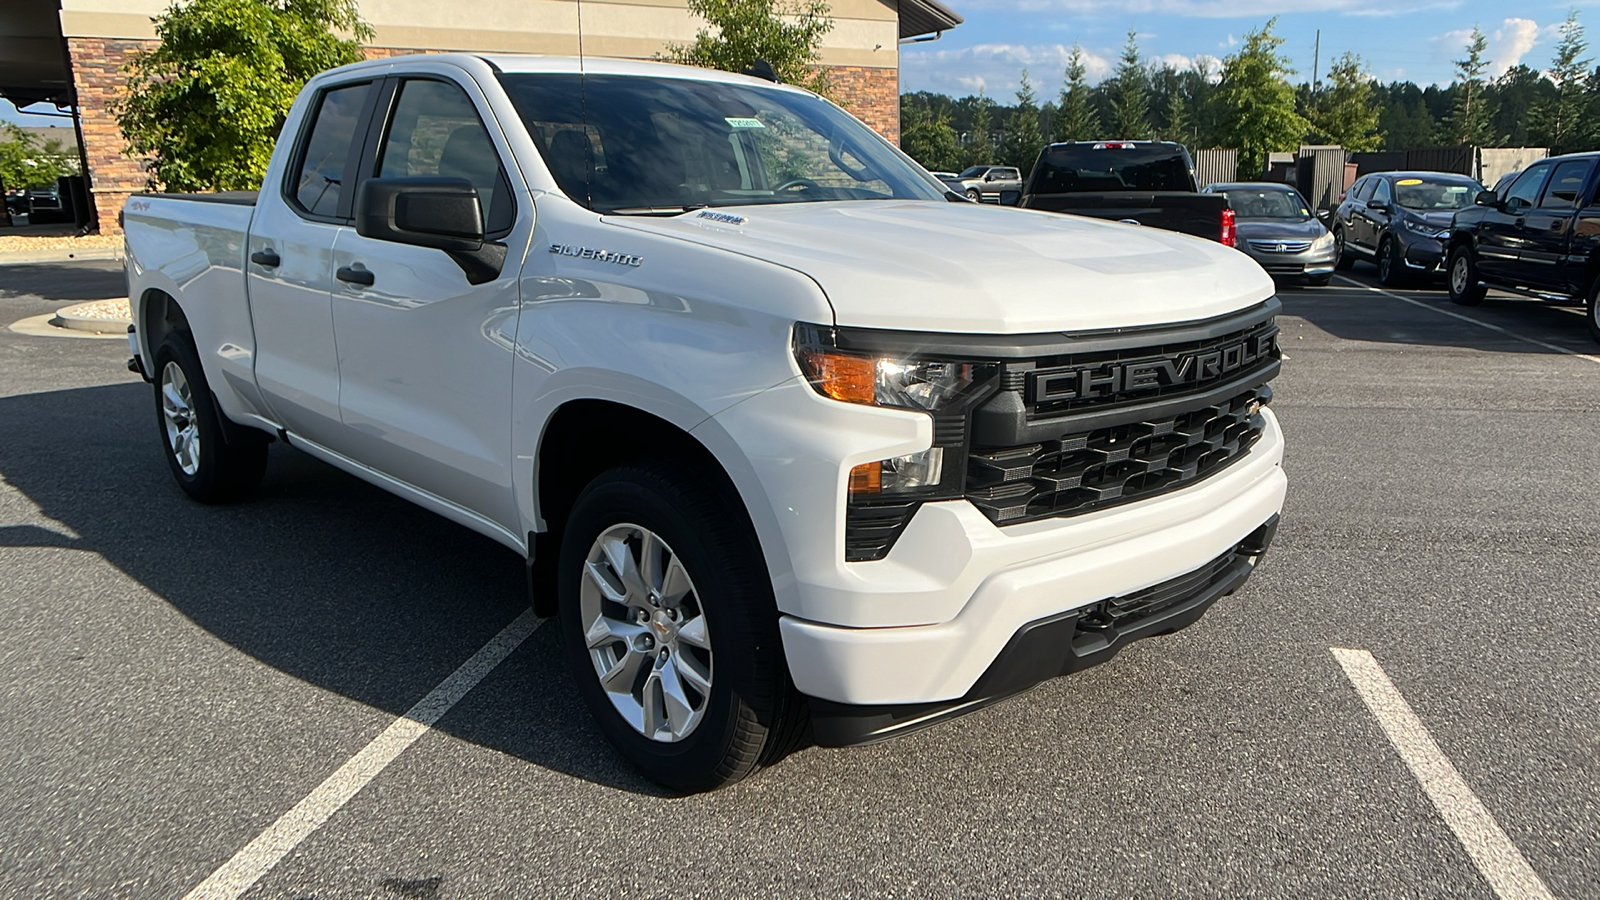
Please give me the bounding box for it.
[124,54,1286,791]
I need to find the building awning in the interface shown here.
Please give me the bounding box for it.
[899,0,963,40]
[0,1,75,107]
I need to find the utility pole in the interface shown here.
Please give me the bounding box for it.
[1312,30,1320,92]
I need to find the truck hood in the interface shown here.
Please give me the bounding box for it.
[606,201,1273,334]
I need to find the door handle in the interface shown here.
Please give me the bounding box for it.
[250,248,280,268]
[336,264,375,287]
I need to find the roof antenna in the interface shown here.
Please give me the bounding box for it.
[742,59,780,83]
[575,0,593,207]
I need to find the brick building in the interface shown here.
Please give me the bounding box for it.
[1,0,961,232]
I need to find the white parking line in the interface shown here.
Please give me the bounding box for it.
[1335,275,1600,365]
[181,609,544,900]
[1331,648,1557,900]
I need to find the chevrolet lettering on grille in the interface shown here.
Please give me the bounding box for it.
[1030,326,1278,403]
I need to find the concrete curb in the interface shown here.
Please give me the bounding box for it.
[0,247,124,266]
[8,312,125,340]
[50,299,132,334]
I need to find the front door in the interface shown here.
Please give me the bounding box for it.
[1477,162,1552,286]
[329,74,531,531]
[1521,159,1593,290]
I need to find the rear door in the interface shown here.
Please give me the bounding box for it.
[1478,162,1553,285]
[248,78,378,446]
[1522,158,1594,290]
[329,71,532,531]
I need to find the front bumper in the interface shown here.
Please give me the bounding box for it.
[1400,234,1447,272]
[809,515,1277,745]
[1241,247,1337,277]
[777,408,1286,706]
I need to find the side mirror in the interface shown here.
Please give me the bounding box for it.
[1475,190,1499,207]
[1315,209,1333,223]
[1366,199,1390,212]
[356,177,484,251]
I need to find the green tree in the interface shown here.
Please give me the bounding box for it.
[1054,45,1101,142]
[115,0,370,192]
[0,124,78,192]
[1445,26,1494,146]
[1532,10,1591,154]
[666,0,835,98]
[966,93,995,167]
[1308,52,1380,151]
[1107,29,1150,138]
[1001,69,1045,170]
[900,101,961,172]
[1213,19,1307,177]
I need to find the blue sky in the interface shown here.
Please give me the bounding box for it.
[900,0,1591,99]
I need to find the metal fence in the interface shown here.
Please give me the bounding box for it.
[1193,149,1238,188]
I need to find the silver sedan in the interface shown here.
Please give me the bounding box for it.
[1205,182,1339,286]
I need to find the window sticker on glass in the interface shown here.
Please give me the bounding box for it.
[1396,178,1423,185]
[725,117,765,129]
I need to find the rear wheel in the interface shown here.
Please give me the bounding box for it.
[1448,245,1487,306]
[558,462,802,792]
[966,189,981,202]
[1377,236,1409,287]
[152,331,267,503]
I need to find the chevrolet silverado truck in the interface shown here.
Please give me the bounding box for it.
[1446,151,1600,341]
[1021,141,1236,245]
[123,55,1286,792]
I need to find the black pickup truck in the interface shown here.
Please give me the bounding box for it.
[1446,150,1600,341]
[1020,141,1235,246]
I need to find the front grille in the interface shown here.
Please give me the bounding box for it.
[1248,239,1313,253]
[1260,263,1307,275]
[844,500,920,562]
[1075,530,1258,634]
[966,389,1266,525]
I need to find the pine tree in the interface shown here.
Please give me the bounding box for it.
[1309,53,1381,151]
[1213,18,1307,178]
[1054,45,1101,142]
[1001,69,1045,170]
[1445,26,1494,146]
[966,93,994,167]
[1532,10,1591,154]
[1108,29,1150,139]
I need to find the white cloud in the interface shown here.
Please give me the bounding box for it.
[900,43,1114,98]
[1490,18,1543,76]
[1219,33,1239,49]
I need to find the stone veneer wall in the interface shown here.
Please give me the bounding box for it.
[66,37,156,234]
[67,42,901,233]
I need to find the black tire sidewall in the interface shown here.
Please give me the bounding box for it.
[557,463,782,791]
[1334,227,1355,270]
[152,333,227,500]
[1449,246,1486,306]
[1588,279,1600,343]
[1378,236,1404,285]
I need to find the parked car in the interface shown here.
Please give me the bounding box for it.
[953,164,1021,203]
[1332,170,1485,286]
[1021,141,1235,244]
[1204,182,1337,285]
[122,54,1285,791]
[1446,151,1600,341]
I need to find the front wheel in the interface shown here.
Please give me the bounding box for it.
[1377,236,1409,287]
[1587,279,1600,344]
[966,189,981,202]
[558,462,802,792]
[152,331,268,503]
[1334,227,1354,270]
[1448,245,1487,306]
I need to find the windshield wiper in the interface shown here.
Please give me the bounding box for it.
[607,204,709,216]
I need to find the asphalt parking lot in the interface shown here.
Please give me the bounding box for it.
[2,259,1597,899]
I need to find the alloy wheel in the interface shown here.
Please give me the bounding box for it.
[579,523,713,742]
[160,361,200,477]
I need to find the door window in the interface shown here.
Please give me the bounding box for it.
[375,79,514,234]
[289,82,373,219]
[1503,164,1552,212]
[1537,160,1593,209]
[1351,177,1374,201]
[1370,178,1392,206]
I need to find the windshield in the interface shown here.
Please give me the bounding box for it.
[1395,178,1480,211]
[1029,144,1195,193]
[1221,189,1309,219]
[957,166,987,178]
[497,73,944,214]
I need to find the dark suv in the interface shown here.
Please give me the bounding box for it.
[1332,171,1484,286]
[1446,151,1600,341]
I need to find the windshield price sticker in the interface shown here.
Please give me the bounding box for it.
[725,117,766,129]
[1396,178,1423,185]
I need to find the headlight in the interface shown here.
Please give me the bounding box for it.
[794,329,996,412]
[1312,230,1335,250]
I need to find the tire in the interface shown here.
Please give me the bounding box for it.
[1587,278,1600,344]
[558,461,802,792]
[1333,227,1354,270]
[152,331,268,503]
[1306,274,1332,287]
[1377,235,1409,287]
[966,189,981,202]
[1448,245,1487,307]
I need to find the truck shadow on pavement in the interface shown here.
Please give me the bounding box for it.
[0,381,670,796]
[0,262,126,302]
[1280,281,1595,354]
